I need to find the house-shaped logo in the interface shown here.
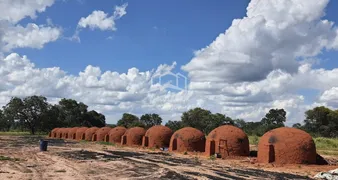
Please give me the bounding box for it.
[151,71,187,91]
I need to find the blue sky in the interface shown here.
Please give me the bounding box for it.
[2,0,338,124]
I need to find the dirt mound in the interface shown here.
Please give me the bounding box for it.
[105,127,127,143]
[205,125,249,158]
[84,127,99,141]
[257,127,316,164]
[169,127,205,153]
[92,127,111,141]
[67,127,79,139]
[121,127,146,146]
[142,125,173,149]
[75,127,89,140]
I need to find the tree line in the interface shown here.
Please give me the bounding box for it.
[0,96,106,134]
[0,95,337,137]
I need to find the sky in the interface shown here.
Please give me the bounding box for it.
[1,0,338,125]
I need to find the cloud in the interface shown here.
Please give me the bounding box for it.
[0,0,61,52]
[0,0,55,24]
[77,3,128,31]
[2,23,61,52]
[182,0,338,84]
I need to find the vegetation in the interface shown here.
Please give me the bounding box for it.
[0,94,337,140]
[0,95,106,134]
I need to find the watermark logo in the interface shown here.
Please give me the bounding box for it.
[151,71,187,91]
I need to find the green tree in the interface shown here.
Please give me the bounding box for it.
[292,123,302,129]
[3,96,49,134]
[140,113,162,128]
[0,109,11,131]
[261,108,286,126]
[57,98,88,127]
[165,120,184,132]
[82,110,106,127]
[234,119,247,129]
[117,113,142,128]
[181,108,235,134]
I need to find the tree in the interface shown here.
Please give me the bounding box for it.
[57,98,88,127]
[117,113,142,128]
[2,97,24,131]
[83,110,106,127]
[260,108,286,133]
[292,123,302,129]
[3,96,49,134]
[165,120,184,132]
[40,105,63,132]
[234,119,247,129]
[302,106,338,137]
[140,113,162,128]
[181,108,235,134]
[0,109,11,131]
[261,109,286,126]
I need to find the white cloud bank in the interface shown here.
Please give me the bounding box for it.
[0,0,62,52]
[2,0,338,125]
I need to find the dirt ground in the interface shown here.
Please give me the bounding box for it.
[0,136,337,180]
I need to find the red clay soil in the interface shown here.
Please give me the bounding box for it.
[84,127,99,141]
[92,127,111,142]
[169,127,205,153]
[257,127,317,164]
[142,125,173,149]
[67,127,80,139]
[121,127,146,146]
[205,125,249,158]
[75,127,89,140]
[105,127,127,143]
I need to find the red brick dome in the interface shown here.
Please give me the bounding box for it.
[67,127,79,139]
[92,127,111,141]
[257,127,316,164]
[75,127,89,140]
[142,125,173,149]
[84,127,99,141]
[169,127,205,153]
[121,127,146,146]
[205,125,249,158]
[105,127,127,144]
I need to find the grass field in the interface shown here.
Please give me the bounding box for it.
[249,135,338,156]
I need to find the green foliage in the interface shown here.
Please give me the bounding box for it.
[165,120,184,132]
[295,106,338,137]
[0,95,106,134]
[249,135,260,145]
[181,107,234,134]
[233,108,286,136]
[314,137,338,149]
[117,113,145,128]
[140,113,162,129]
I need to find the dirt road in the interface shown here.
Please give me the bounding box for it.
[0,136,337,180]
